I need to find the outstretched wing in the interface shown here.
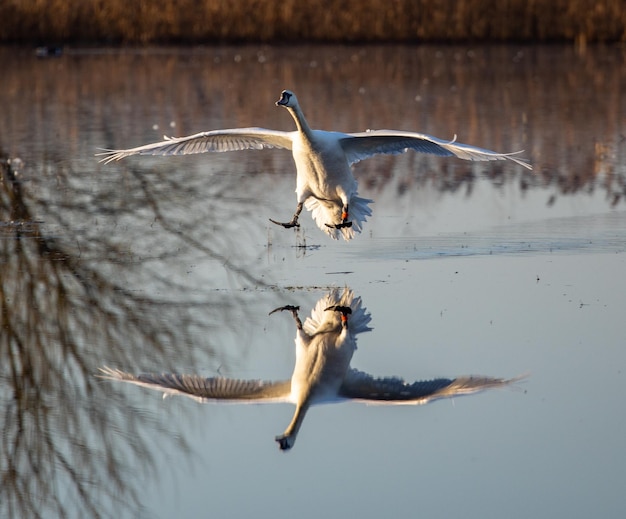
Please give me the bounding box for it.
[340,130,532,170]
[338,368,523,405]
[97,128,294,164]
[98,367,292,404]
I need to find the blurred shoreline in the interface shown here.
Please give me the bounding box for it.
[2,0,625,46]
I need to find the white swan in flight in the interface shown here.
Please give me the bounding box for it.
[99,288,522,451]
[98,90,532,240]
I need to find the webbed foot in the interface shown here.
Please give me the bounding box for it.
[269,305,300,315]
[324,305,352,315]
[270,218,300,229]
[325,221,353,229]
[270,202,303,229]
[269,305,302,330]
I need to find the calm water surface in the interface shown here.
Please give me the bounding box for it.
[1,45,625,518]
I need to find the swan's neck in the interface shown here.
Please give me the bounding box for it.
[287,105,313,140]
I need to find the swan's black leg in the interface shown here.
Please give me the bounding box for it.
[325,203,352,229]
[269,304,303,330]
[270,202,303,229]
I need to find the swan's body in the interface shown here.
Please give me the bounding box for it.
[99,289,522,451]
[98,90,532,240]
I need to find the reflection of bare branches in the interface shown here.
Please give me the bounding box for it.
[0,154,166,518]
[127,165,265,285]
[0,151,266,518]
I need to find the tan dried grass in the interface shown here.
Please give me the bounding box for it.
[0,0,625,44]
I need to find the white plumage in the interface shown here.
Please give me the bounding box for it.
[99,289,523,451]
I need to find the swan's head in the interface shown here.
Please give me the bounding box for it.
[275,433,296,451]
[276,90,298,108]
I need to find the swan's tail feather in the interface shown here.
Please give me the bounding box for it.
[345,195,374,238]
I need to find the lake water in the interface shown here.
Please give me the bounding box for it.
[1,44,625,518]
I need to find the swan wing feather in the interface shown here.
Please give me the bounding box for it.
[98,367,291,403]
[97,128,293,163]
[340,130,532,170]
[338,368,521,405]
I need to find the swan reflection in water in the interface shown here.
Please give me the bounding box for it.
[98,90,531,241]
[100,289,522,451]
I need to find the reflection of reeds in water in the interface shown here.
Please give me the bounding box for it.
[0,150,266,517]
[1,1,625,44]
[1,45,624,205]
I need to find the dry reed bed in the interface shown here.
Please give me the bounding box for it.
[1,0,625,44]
